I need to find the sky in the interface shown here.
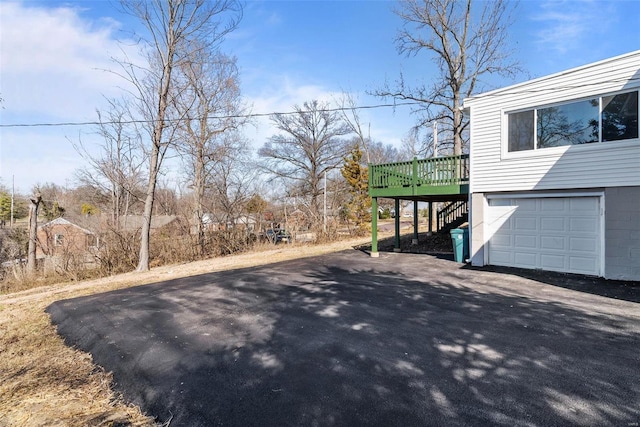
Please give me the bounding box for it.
[1,0,639,194]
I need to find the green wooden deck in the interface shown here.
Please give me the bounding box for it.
[368,154,469,256]
[368,154,469,199]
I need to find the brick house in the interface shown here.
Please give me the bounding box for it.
[37,217,99,273]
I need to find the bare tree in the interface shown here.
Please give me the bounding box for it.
[336,93,373,164]
[377,0,520,155]
[400,130,432,159]
[368,140,401,164]
[259,100,352,226]
[75,98,145,228]
[153,182,179,216]
[208,133,257,228]
[175,49,248,253]
[116,0,242,271]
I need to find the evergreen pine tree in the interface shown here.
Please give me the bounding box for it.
[341,145,371,234]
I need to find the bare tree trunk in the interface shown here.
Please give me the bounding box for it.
[137,142,162,271]
[194,144,206,256]
[134,1,177,272]
[453,93,463,156]
[27,194,42,276]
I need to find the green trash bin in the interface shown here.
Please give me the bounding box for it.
[450,228,469,263]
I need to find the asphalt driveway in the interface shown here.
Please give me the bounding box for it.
[47,250,640,426]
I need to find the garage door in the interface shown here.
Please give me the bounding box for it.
[487,196,602,276]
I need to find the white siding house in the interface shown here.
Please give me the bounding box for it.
[464,51,640,280]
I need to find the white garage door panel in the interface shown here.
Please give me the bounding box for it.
[541,254,566,270]
[518,199,537,210]
[490,250,512,264]
[571,197,599,212]
[515,217,537,229]
[541,217,565,231]
[570,256,598,274]
[571,218,599,232]
[514,252,537,268]
[570,237,597,252]
[515,235,536,248]
[541,236,564,250]
[492,234,512,246]
[541,198,564,210]
[487,196,602,276]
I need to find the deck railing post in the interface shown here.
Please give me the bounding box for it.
[412,157,418,193]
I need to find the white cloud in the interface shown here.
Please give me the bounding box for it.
[0,1,139,120]
[0,1,140,193]
[531,0,615,54]
[243,76,344,147]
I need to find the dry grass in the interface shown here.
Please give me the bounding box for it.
[0,237,372,427]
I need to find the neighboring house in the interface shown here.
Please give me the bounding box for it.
[37,217,99,273]
[234,215,258,232]
[199,213,258,232]
[119,215,185,235]
[464,51,640,280]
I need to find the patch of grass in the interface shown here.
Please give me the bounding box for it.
[1,273,83,295]
[0,295,155,426]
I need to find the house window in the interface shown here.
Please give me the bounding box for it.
[507,90,639,152]
[508,110,534,152]
[537,98,599,148]
[602,91,639,141]
[54,234,64,246]
[86,234,97,248]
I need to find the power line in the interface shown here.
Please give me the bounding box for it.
[0,102,422,129]
[2,78,638,129]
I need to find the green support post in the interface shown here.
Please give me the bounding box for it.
[412,201,419,245]
[428,201,433,235]
[371,197,379,257]
[394,199,401,252]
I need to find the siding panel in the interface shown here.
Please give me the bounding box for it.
[466,51,640,194]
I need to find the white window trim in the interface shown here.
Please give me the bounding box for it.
[501,89,640,160]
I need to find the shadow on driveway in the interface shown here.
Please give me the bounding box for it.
[47,250,640,426]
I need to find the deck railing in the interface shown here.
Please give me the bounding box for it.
[369,154,469,192]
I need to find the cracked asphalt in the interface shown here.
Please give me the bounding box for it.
[47,250,640,426]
